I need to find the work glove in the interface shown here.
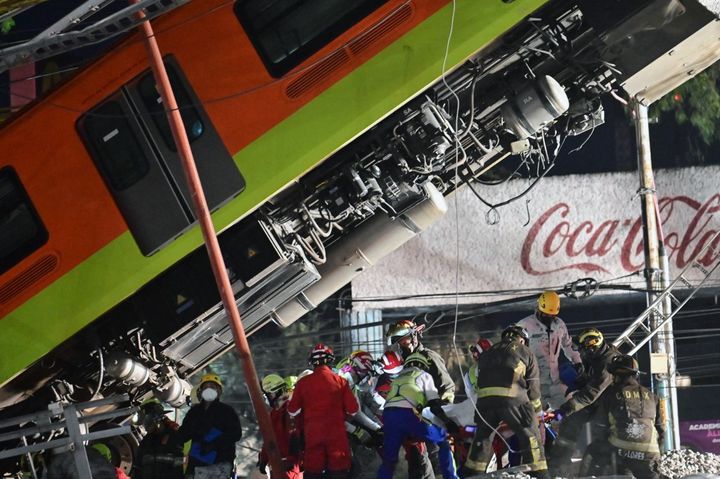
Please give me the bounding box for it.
[573,362,585,376]
[351,426,372,445]
[199,442,214,455]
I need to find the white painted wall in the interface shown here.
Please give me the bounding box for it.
[352,165,720,308]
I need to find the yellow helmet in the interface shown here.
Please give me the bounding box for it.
[200,373,223,389]
[537,291,560,315]
[284,375,298,391]
[261,374,286,395]
[577,328,604,349]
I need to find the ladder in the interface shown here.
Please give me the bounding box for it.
[613,230,720,355]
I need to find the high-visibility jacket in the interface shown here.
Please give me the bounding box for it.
[474,339,542,412]
[385,368,439,411]
[597,376,665,455]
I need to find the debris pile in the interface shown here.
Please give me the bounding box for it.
[656,449,720,477]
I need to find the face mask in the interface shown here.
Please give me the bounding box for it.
[201,388,218,402]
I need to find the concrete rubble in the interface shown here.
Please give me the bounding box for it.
[656,449,720,478]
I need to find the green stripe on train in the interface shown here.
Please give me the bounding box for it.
[0,0,546,385]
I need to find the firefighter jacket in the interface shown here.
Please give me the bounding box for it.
[517,314,581,385]
[417,344,456,402]
[385,367,439,411]
[596,376,665,456]
[259,402,300,466]
[559,344,622,415]
[473,339,542,412]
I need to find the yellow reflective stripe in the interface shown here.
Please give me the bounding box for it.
[609,436,660,453]
[531,398,542,411]
[528,460,548,471]
[463,458,487,471]
[476,386,520,398]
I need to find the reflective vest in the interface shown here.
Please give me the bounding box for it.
[469,363,478,392]
[385,369,427,410]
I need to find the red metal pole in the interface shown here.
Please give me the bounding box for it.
[133,6,284,477]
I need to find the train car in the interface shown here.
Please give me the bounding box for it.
[1,0,717,471]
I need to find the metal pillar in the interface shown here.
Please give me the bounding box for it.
[134,6,284,477]
[634,102,677,450]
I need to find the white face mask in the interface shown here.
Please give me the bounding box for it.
[201,388,218,402]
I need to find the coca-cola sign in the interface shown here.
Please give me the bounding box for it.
[521,195,720,276]
[353,167,720,308]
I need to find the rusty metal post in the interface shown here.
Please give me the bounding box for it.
[134,6,284,477]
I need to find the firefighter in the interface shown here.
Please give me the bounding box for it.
[517,291,583,409]
[463,324,548,479]
[287,344,359,479]
[177,373,242,479]
[378,352,460,479]
[595,355,664,479]
[463,337,493,403]
[548,327,621,476]
[257,374,302,478]
[131,400,184,479]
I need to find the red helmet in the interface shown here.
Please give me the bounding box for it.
[380,350,404,375]
[469,337,493,357]
[349,350,375,375]
[309,343,335,366]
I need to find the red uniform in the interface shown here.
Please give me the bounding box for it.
[259,403,302,479]
[288,365,359,475]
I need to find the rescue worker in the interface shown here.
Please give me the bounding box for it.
[387,319,454,477]
[379,352,460,479]
[376,351,435,479]
[463,337,493,403]
[337,350,384,444]
[288,344,359,479]
[386,319,455,402]
[548,327,621,476]
[131,400,184,479]
[464,324,548,479]
[595,355,664,479]
[177,373,242,479]
[91,444,130,479]
[257,374,302,478]
[517,291,583,409]
[43,446,116,479]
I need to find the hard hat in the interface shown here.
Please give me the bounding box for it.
[469,337,493,356]
[404,352,431,370]
[537,291,560,315]
[385,319,422,346]
[608,355,640,376]
[502,324,530,345]
[349,350,375,375]
[91,443,113,463]
[577,328,604,349]
[200,373,223,389]
[380,350,404,375]
[309,343,335,366]
[261,374,286,395]
[284,375,298,391]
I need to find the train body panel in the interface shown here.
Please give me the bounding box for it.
[0,0,547,385]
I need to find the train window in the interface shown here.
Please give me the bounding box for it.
[0,167,49,274]
[80,101,151,191]
[235,0,390,78]
[137,65,204,152]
